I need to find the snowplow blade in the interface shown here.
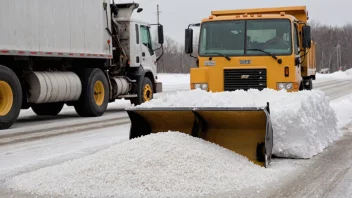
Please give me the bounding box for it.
[126,103,273,167]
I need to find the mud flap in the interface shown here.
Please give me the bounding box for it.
[126,103,273,167]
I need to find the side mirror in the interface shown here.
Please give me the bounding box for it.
[302,26,311,48]
[295,57,300,66]
[185,28,193,54]
[158,25,164,44]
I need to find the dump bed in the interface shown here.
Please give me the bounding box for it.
[211,6,308,22]
[0,0,112,58]
[307,41,317,76]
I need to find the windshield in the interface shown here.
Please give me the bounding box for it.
[199,19,292,57]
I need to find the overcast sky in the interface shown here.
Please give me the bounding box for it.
[120,0,352,43]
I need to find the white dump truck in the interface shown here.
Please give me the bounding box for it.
[0,0,164,129]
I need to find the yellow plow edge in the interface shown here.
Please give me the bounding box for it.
[126,103,273,167]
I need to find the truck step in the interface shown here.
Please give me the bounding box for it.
[118,94,138,98]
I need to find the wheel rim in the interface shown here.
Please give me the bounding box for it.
[0,81,13,116]
[143,84,152,101]
[93,80,105,106]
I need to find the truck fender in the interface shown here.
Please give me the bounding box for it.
[128,66,160,93]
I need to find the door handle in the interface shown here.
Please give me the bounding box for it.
[142,52,145,57]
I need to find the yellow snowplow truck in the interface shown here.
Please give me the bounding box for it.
[126,6,315,168]
[188,6,316,92]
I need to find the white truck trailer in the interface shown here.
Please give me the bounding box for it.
[0,0,164,129]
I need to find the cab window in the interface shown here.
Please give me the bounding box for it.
[140,25,154,55]
[293,24,299,54]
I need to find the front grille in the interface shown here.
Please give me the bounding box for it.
[224,69,267,91]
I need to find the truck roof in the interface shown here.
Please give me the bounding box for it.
[201,14,296,23]
[115,18,149,26]
[211,6,308,23]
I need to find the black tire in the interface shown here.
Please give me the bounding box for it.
[0,65,22,130]
[309,78,313,89]
[31,102,64,116]
[74,68,109,117]
[130,77,154,106]
[299,80,304,91]
[304,78,313,90]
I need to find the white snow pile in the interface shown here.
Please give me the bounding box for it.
[157,73,190,91]
[316,68,352,79]
[330,93,352,129]
[132,88,340,158]
[4,132,279,198]
[157,73,190,86]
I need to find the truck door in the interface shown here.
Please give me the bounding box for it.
[139,25,157,74]
[132,23,142,67]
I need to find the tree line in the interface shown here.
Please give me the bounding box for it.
[152,35,199,73]
[311,21,352,72]
[153,21,352,73]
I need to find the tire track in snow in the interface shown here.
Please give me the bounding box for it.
[0,89,187,145]
[0,124,131,182]
[314,80,351,91]
[264,126,352,198]
[0,117,130,146]
[315,80,352,100]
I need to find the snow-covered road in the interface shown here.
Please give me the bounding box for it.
[0,72,352,198]
[0,74,189,145]
[0,74,189,180]
[265,126,352,198]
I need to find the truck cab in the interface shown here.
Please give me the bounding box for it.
[185,6,316,92]
[111,3,164,102]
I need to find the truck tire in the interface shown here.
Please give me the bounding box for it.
[130,77,153,106]
[31,102,64,116]
[0,65,22,130]
[304,78,313,90]
[308,78,313,90]
[74,68,109,117]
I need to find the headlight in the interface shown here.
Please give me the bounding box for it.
[285,83,293,90]
[194,83,208,91]
[277,83,293,90]
[278,83,285,90]
[201,84,208,90]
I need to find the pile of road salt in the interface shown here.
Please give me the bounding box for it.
[5,132,278,198]
[134,88,340,158]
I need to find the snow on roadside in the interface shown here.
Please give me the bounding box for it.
[4,132,279,198]
[132,88,340,158]
[316,68,352,80]
[157,73,190,91]
[330,93,352,129]
[157,73,190,85]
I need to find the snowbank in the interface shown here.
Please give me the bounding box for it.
[4,132,279,198]
[133,88,340,158]
[157,73,190,91]
[316,68,352,80]
[330,93,352,129]
[157,73,190,86]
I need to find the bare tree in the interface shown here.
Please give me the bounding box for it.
[311,20,352,72]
